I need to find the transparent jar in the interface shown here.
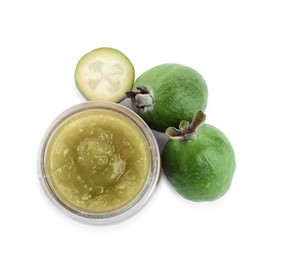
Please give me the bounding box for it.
[38,101,161,224]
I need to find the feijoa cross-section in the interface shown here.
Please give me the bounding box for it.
[75,47,135,102]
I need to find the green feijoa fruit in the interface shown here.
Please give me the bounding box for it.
[162,111,236,202]
[75,47,135,102]
[126,63,208,132]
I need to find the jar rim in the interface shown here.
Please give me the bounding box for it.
[37,101,161,224]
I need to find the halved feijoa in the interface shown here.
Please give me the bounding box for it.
[75,47,135,102]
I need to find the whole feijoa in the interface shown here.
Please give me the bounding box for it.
[126,63,208,132]
[162,111,236,202]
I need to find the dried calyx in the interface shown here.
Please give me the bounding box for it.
[126,86,154,112]
[165,111,206,141]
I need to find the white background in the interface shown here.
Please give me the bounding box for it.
[1,0,282,259]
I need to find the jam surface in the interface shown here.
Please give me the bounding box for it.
[46,109,150,213]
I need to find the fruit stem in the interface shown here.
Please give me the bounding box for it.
[126,86,154,112]
[165,111,206,141]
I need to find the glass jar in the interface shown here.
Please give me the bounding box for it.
[38,101,161,224]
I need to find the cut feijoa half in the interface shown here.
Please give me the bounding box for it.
[75,47,135,102]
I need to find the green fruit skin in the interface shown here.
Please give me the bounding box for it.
[133,64,208,132]
[162,124,236,202]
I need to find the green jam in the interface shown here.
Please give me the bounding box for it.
[46,109,150,213]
